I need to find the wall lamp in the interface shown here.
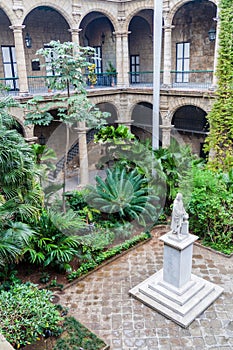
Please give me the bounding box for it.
[208,27,216,42]
[101,32,105,45]
[25,32,32,48]
[38,133,46,145]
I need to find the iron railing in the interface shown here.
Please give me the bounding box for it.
[129,71,163,87]
[170,70,213,89]
[0,69,214,95]
[0,77,19,95]
[27,73,118,94]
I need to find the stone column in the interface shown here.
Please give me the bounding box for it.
[75,121,89,186]
[68,28,82,45]
[10,25,29,95]
[162,25,174,86]
[115,31,130,88]
[161,122,174,148]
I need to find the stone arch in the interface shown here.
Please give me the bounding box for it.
[96,102,118,125]
[172,105,208,133]
[90,95,119,118]
[170,104,209,156]
[128,96,153,118]
[0,5,14,25]
[126,5,154,28]
[169,0,217,24]
[168,98,210,121]
[22,3,72,28]
[80,8,117,32]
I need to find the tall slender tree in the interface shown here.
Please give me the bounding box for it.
[25,41,109,211]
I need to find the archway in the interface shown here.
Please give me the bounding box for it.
[23,6,71,85]
[131,102,162,143]
[171,1,217,88]
[128,10,153,85]
[171,105,209,156]
[80,12,115,84]
[0,9,17,91]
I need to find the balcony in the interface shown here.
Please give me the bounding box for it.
[128,70,213,90]
[170,70,213,90]
[0,70,214,96]
[27,73,118,95]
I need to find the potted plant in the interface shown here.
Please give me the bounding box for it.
[88,63,97,87]
[106,61,116,86]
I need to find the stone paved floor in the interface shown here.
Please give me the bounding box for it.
[58,228,233,350]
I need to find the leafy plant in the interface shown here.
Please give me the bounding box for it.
[25,209,86,271]
[0,222,36,268]
[0,282,62,349]
[187,167,233,246]
[88,63,97,85]
[154,139,195,210]
[94,124,135,143]
[86,166,161,227]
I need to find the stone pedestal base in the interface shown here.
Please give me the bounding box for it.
[129,269,223,328]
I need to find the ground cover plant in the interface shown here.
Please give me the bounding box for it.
[53,316,107,350]
[0,282,62,349]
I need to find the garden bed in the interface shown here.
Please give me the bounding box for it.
[24,316,109,350]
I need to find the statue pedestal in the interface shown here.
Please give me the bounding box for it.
[129,232,224,328]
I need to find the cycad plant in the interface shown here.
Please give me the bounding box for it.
[86,166,161,228]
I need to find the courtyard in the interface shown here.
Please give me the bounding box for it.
[56,227,233,350]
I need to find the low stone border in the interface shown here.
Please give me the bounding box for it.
[59,235,152,291]
[194,241,233,258]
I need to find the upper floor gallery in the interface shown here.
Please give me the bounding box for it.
[0,0,218,96]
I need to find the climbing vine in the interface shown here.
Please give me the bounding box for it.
[204,0,233,171]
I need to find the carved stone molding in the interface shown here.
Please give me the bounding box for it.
[13,0,24,19]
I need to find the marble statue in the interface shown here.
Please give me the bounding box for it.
[171,192,189,236]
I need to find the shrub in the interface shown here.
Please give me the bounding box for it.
[0,282,62,349]
[187,167,233,247]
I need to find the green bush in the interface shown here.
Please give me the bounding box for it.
[187,167,233,248]
[0,282,62,349]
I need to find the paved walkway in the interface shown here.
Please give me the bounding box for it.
[58,227,233,350]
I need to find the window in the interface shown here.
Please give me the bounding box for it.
[176,42,190,83]
[44,45,59,76]
[93,46,102,74]
[130,55,140,83]
[1,46,19,91]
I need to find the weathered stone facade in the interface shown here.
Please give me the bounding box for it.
[0,0,219,154]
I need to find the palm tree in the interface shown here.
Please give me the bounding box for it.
[0,222,36,266]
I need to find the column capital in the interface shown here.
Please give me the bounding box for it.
[68,28,82,35]
[114,31,131,38]
[9,24,25,32]
[163,24,175,31]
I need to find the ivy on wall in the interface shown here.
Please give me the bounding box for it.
[205,0,233,171]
